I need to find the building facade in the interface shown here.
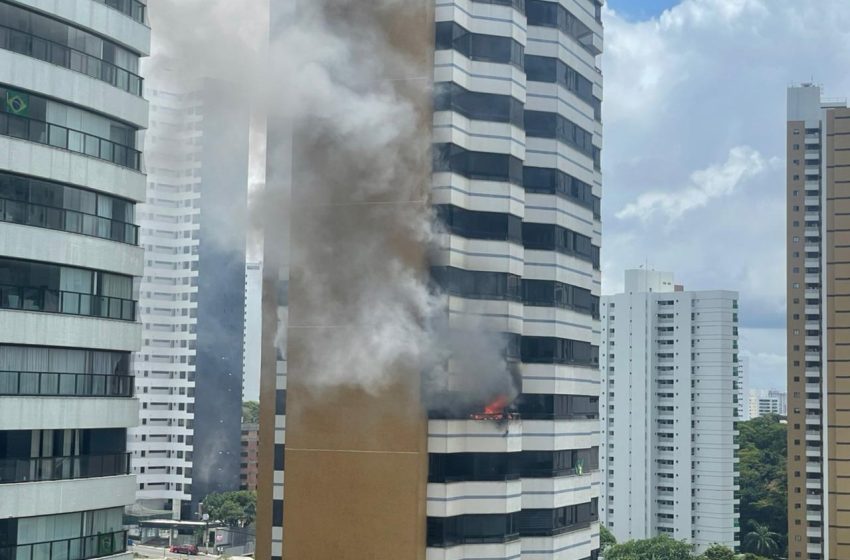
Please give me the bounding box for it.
[600,270,740,554]
[258,1,604,559]
[239,422,259,492]
[242,261,262,402]
[786,84,850,560]
[747,389,788,419]
[0,0,149,558]
[130,79,249,519]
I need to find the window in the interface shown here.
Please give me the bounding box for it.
[0,257,135,320]
[0,170,137,244]
[0,85,140,169]
[434,143,522,185]
[0,2,142,94]
[435,82,524,128]
[436,205,522,243]
[427,513,519,547]
[521,337,598,366]
[435,22,524,69]
[525,55,601,120]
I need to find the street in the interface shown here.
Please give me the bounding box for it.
[130,544,221,559]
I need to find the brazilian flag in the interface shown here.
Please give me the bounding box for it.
[5,90,29,116]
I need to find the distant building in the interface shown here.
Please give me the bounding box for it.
[130,78,250,519]
[601,269,740,554]
[747,390,787,419]
[243,262,262,402]
[786,83,850,559]
[240,422,259,492]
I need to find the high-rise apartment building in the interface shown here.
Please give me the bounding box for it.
[242,261,262,402]
[257,1,604,559]
[0,0,148,558]
[239,422,259,492]
[787,84,850,560]
[747,389,787,419]
[130,79,249,519]
[600,270,740,554]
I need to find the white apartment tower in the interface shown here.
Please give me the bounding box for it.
[747,389,788,419]
[130,79,249,519]
[0,0,148,558]
[600,270,740,554]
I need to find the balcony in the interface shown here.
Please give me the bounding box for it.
[0,24,143,96]
[0,529,127,560]
[0,453,130,484]
[0,284,135,321]
[93,0,146,23]
[0,112,141,171]
[0,371,134,397]
[0,198,138,245]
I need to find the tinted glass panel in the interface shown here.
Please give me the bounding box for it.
[434,143,523,185]
[436,205,522,244]
[432,266,521,302]
[435,82,524,128]
[521,337,598,366]
[525,110,596,160]
[526,55,600,120]
[435,22,524,69]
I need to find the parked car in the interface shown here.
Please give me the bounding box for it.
[169,544,199,555]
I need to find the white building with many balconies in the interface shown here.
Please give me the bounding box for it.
[600,270,740,554]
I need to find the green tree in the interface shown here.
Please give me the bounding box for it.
[600,524,617,553]
[743,520,781,558]
[202,491,257,527]
[698,544,735,560]
[737,414,786,557]
[242,401,260,423]
[604,535,693,560]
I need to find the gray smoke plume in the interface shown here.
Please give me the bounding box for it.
[150,0,520,413]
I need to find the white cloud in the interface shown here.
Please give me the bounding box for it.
[601,0,850,363]
[616,146,777,222]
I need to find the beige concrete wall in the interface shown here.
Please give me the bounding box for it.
[826,107,850,560]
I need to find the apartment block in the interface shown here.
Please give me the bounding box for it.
[0,0,149,557]
[600,270,740,554]
[130,78,249,519]
[787,83,850,560]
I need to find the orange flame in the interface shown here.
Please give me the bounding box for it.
[483,395,509,416]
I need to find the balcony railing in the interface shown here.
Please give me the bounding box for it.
[93,0,146,23]
[0,113,141,170]
[0,453,130,484]
[0,24,143,96]
[0,197,138,245]
[0,530,127,560]
[0,371,134,397]
[0,284,136,321]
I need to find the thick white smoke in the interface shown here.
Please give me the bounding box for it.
[149,0,520,413]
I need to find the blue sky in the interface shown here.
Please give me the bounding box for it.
[606,0,680,20]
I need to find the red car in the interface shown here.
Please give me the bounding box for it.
[169,544,199,555]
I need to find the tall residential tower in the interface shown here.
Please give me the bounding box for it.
[787,84,850,560]
[130,78,249,519]
[0,0,149,558]
[258,1,604,559]
[600,270,740,554]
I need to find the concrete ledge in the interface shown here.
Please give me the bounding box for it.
[0,309,142,352]
[1,50,149,128]
[0,474,136,518]
[0,221,143,276]
[0,136,146,202]
[0,395,139,430]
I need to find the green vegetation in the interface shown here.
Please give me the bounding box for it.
[600,524,617,553]
[242,400,260,423]
[604,535,693,560]
[202,490,256,526]
[700,544,736,560]
[737,414,787,557]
